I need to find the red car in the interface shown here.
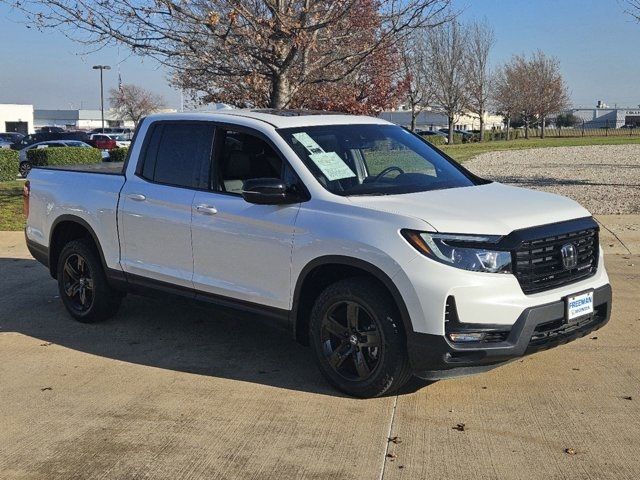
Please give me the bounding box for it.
[88,134,117,150]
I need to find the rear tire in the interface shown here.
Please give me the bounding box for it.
[309,277,411,398]
[57,239,121,323]
[19,161,31,178]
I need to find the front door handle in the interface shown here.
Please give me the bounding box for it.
[128,193,146,201]
[195,204,218,215]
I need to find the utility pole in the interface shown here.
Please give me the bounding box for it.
[92,65,111,132]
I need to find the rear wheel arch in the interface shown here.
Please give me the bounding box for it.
[291,256,414,345]
[49,216,108,279]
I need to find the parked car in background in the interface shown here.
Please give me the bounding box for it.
[88,134,118,151]
[438,128,477,143]
[90,127,133,139]
[18,140,99,177]
[0,132,25,144]
[415,129,449,144]
[108,134,131,149]
[37,126,66,134]
[12,131,90,150]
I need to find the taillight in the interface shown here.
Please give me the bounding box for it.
[23,180,30,218]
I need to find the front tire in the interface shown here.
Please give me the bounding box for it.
[309,277,411,398]
[57,239,121,323]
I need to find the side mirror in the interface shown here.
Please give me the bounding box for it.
[242,178,298,205]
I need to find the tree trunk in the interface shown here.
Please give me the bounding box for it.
[540,116,546,139]
[524,119,529,139]
[506,117,511,140]
[411,106,418,131]
[448,115,454,144]
[270,73,291,109]
[479,115,485,141]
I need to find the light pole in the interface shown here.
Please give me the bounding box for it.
[92,65,111,133]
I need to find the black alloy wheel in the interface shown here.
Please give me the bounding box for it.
[309,277,412,398]
[57,238,122,322]
[320,300,382,381]
[19,161,31,177]
[61,253,94,313]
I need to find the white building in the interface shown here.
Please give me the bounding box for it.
[0,104,35,134]
[34,109,136,130]
[568,101,640,128]
[380,108,504,131]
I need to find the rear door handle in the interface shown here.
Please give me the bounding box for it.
[128,193,146,201]
[195,204,218,215]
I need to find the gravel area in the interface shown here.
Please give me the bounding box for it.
[465,144,640,214]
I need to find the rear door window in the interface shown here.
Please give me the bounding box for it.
[138,122,215,189]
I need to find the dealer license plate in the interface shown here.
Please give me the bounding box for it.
[566,290,594,321]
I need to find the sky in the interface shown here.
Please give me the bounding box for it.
[0,0,639,110]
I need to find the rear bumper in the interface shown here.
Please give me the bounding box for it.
[25,231,49,269]
[408,283,612,379]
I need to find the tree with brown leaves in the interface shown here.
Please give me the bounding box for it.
[109,85,166,126]
[6,0,453,112]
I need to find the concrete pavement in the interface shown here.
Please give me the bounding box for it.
[0,229,638,479]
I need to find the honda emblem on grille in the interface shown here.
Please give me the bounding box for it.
[560,243,578,269]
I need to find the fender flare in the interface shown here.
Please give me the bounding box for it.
[48,214,110,278]
[290,255,414,339]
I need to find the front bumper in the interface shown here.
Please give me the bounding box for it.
[407,283,612,379]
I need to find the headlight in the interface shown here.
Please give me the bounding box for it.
[401,230,512,273]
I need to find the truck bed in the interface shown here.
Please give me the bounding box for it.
[25,166,126,271]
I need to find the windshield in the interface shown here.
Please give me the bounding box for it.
[278,124,478,196]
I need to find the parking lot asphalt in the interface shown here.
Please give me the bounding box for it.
[0,230,638,480]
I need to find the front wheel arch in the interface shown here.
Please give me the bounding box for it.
[291,256,414,345]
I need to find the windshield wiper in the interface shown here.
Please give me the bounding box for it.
[345,191,389,196]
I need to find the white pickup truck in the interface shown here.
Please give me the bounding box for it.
[24,110,612,398]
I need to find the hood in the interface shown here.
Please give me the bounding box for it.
[347,182,591,236]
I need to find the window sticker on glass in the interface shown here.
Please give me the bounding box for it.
[309,152,356,181]
[292,132,326,155]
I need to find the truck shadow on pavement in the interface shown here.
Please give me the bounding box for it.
[0,257,432,398]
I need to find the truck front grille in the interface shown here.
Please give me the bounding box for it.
[513,226,598,294]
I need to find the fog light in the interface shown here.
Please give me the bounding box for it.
[448,332,486,343]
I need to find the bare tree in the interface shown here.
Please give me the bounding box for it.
[491,66,519,140]
[399,32,433,131]
[492,52,569,140]
[625,0,640,20]
[463,20,494,141]
[428,21,469,144]
[6,0,453,109]
[528,51,570,138]
[400,30,433,131]
[109,84,166,125]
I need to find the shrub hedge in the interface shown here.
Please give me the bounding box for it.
[108,147,129,163]
[26,146,102,167]
[421,135,447,146]
[452,133,466,144]
[0,149,19,181]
